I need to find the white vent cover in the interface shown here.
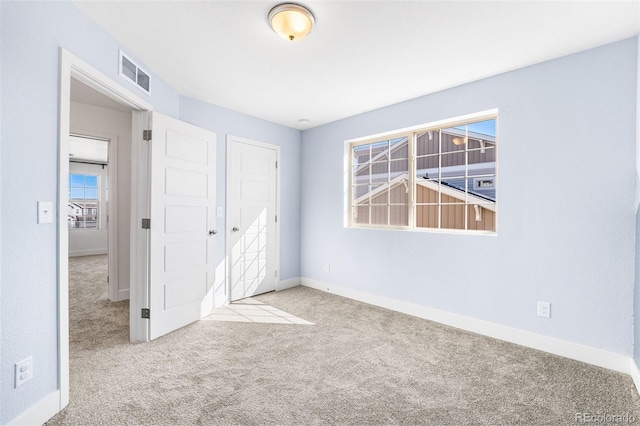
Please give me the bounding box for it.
[119,51,150,94]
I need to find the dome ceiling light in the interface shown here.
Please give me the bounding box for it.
[268,3,315,42]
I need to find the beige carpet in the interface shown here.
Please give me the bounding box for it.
[47,255,640,425]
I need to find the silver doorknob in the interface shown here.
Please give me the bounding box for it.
[232,227,240,232]
[209,230,217,236]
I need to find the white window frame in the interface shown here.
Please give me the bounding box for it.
[347,110,498,235]
[68,172,101,230]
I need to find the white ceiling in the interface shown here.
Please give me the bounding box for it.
[71,78,133,112]
[74,1,640,130]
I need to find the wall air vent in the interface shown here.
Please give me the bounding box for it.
[119,51,150,94]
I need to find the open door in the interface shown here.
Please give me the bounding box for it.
[147,112,217,340]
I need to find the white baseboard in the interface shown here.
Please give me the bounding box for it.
[214,293,228,309]
[301,277,631,375]
[69,248,108,257]
[630,359,640,395]
[117,289,129,301]
[10,390,62,426]
[278,277,301,291]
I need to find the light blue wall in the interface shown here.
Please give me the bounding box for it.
[300,38,638,357]
[0,2,301,423]
[179,97,302,283]
[634,35,640,367]
[0,2,181,422]
[1,0,639,423]
[635,210,640,363]
[0,1,3,421]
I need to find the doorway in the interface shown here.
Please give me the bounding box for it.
[58,49,153,410]
[227,135,280,302]
[59,49,222,413]
[69,76,135,303]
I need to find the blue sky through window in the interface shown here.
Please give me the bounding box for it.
[70,174,84,187]
[455,119,496,138]
[69,173,99,200]
[85,175,98,188]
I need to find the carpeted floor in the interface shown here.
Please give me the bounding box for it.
[47,255,640,425]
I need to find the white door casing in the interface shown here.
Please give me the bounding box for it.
[148,112,217,340]
[60,48,154,413]
[227,136,279,302]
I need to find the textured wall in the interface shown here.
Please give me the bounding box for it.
[300,38,637,357]
[0,2,180,422]
[0,2,300,423]
[0,1,3,421]
[635,35,640,368]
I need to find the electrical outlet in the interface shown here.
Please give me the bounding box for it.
[324,263,331,273]
[537,301,551,318]
[15,356,33,388]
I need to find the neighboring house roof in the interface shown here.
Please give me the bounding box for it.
[353,136,409,175]
[417,178,496,211]
[355,173,496,212]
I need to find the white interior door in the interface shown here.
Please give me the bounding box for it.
[148,112,216,340]
[228,136,278,302]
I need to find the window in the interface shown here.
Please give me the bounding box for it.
[350,114,497,233]
[352,136,410,227]
[68,173,100,229]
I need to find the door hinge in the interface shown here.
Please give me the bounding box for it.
[107,276,109,283]
[143,129,152,141]
[142,218,151,229]
[275,270,278,278]
[141,308,150,319]
[275,161,278,169]
[275,215,277,223]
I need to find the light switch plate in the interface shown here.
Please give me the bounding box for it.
[38,201,53,224]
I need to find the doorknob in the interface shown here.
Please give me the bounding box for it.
[209,230,217,236]
[232,227,240,232]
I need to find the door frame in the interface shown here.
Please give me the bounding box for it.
[58,48,152,410]
[130,110,152,343]
[68,131,120,300]
[225,135,281,305]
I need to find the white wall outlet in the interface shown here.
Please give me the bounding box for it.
[324,263,331,273]
[15,356,33,388]
[38,201,53,224]
[537,301,551,318]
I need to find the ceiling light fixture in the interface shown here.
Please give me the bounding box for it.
[268,3,315,42]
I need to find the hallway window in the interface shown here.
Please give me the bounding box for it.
[68,173,100,229]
